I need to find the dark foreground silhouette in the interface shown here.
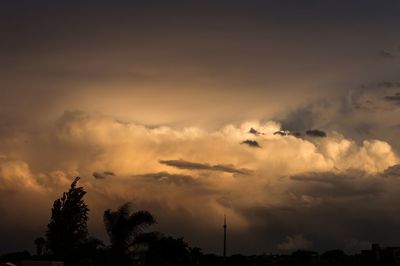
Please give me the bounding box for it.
[1,178,399,266]
[3,245,400,266]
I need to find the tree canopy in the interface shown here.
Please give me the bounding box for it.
[103,202,156,265]
[46,176,89,259]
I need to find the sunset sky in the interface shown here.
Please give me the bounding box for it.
[2,0,400,255]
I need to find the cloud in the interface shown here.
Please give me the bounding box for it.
[348,83,400,111]
[92,171,115,179]
[133,171,196,186]
[2,1,400,254]
[278,234,313,251]
[384,92,400,104]
[290,171,384,197]
[274,130,289,136]
[381,164,400,178]
[0,112,399,254]
[377,82,400,88]
[0,161,34,190]
[104,171,115,176]
[345,239,371,250]
[159,159,251,175]
[380,50,396,59]
[241,139,261,148]
[211,164,252,175]
[249,128,263,136]
[280,82,400,155]
[274,130,302,138]
[289,132,302,138]
[306,129,327,138]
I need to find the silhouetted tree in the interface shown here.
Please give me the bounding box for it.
[0,250,31,261]
[75,237,105,266]
[46,177,89,260]
[189,247,203,265]
[147,236,192,266]
[291,250,318,266]
[103,202,155,265]
[34,237,47,256]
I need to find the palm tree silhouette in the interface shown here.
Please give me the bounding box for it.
[103,202,156,265]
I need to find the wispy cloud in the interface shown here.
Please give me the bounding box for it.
[93,171,115,179]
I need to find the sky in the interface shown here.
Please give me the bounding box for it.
[1,0,400,255]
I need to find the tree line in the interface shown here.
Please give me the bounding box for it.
[33,177,203,266]
[0,177,395,266]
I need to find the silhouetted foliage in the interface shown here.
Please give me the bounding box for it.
[74,237,105,266]
[34,237,47,256]
[0,250,30,261]
[14,177,400,266]
[46,177,89,261]
[322,249,347,266]
[291,250,318,266]
[147,236,192,266]
[103,202,156,265]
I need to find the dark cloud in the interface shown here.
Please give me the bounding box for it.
[289,132,302,138]
[160,160,211,171]
[241,139,261,148]
[232,169,400,253]
[92,171,115,179]
[381,164,400,178]
[274,130,301,138]
[212,164,252,175]
[291,174,337,184]
[306,129,327,137]
[238,195,400,254]
[280,101,335,134]
[159,159,251,175]
[274,130,289,136]
[348,82,400,111]
[249,128,263,136]
[380,50,396,59]
[290,171,384,197]
[2,0,400,255]
[103,171,115,176]
[277,234,313,251]
[384,92,400,104]
[133,171,195,185]
[378,82,400,88]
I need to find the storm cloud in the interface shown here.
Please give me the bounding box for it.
[0,112,398,254]
[2,0,400,255]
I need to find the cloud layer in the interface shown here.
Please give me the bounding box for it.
[0,111,399,254]
[2,1,400,254]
